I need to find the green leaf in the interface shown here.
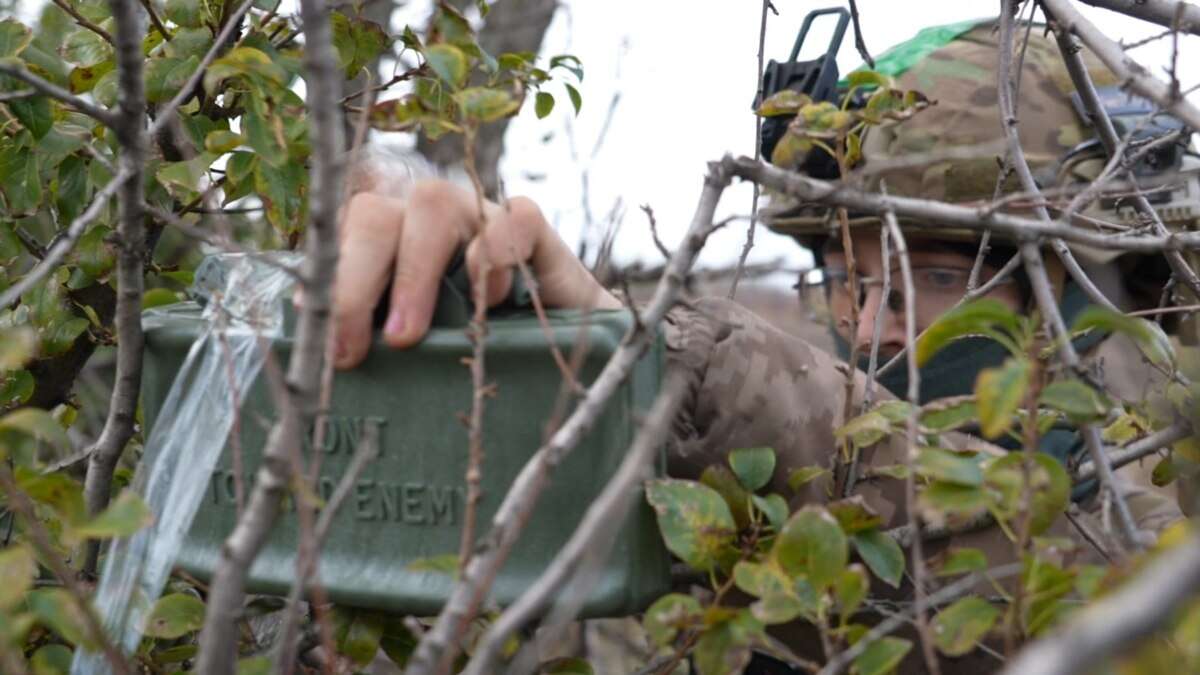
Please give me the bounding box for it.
[142,287,179,309]
[27,588,97,648]
[919,481,989,516]
[0,370,35,407]
[73,490,153,539]
[915,448,983,487]
[330,13,389,80]
[425,43,467,87]
[787,466,829,492]
[406,553,459,578]
[334,610,384,667]
[549,54,583,80]
[854,636,912,675]
[0,325,36,370]
[836,410,893,450]
[254,160,307,235]
[852,530,905,588]
[204,129,243,154]
[142,593,205,639]
[56,154,91,224]
[164,0,204,27]
[62,28,110,67]
[155,152,216,200]
[1152,455,1178,487]
[202,47,286,94]
[642,593,701,647]
[920,397,978,432]
[984,453,1070,535]
[0,545,36,610]
[564,82,582,115]
[144,55,200,104]
[9,95,53,139]
[829,496,883,533]
[774,506,847,588]
[535,91,554,118]
[916,298,1021,366]
[152,645,199,666]
[645,478,737,572]
[751,493,788,531]
[538,657,594,675]
[0,18,32,58]
[1039,379,1111,423]
[1073,306,1174,371]
[975,357,1031,439]
[379,616,417,668]
[692,611,760,675]
[835,564,869,620]
[164,27,214,60]
[935,548,987,577]
[91,68,118,107]
[700,465,752,529]
[236,656,271,675]
[241,108,288,167]
[1,408,70,451]
[453,87,519,122]
[728,447,775,492]
[31,643,73,675]
[756,89,812,116]
[846,70,893,90]
[932,597,999,656]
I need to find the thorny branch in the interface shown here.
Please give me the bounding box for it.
[403,158,734,675]
[81,0,149,565]
[194,0,344,667]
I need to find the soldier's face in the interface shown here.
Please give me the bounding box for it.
[821,229,1024,360]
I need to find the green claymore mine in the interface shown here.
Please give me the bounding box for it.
[139,254,671,616]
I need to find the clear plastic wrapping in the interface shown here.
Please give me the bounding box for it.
[72,253,299,675]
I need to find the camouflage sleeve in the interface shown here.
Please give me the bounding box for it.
[661,295,908,523]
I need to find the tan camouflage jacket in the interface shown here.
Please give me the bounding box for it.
[658,296,1181,673]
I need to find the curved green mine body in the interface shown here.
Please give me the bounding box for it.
[140,302,671,617]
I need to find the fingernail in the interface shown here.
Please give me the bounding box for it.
[384,308,405,338]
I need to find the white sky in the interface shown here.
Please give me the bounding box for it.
[494,0,1200,276]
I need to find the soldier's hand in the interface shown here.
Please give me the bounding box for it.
[332,179,620,369]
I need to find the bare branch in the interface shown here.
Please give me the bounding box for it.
[1075,421,1192,481]
[81,0,150,575]
[0,61,116,126]
[847,0,875,68]
[882,196,940,675]
[1043,0,1200,130]
[740,158,1200,254]
[1076,0,1200,36]
[403,157,734,675]
[999,531,1200,675]
[462,372,689,674]
[194,0,344,667]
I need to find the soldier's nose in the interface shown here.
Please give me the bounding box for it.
[854,288,907,355]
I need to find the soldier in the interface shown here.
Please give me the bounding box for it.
[333,19,1187,673]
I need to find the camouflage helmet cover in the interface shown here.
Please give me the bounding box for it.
[766,21,1120,241]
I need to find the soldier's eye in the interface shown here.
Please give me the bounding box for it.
[918,268,967,291]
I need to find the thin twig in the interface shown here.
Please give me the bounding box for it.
[641,203,671,261]
[847,0,874,68]
[882,195,940,675]
[729,0,774,299]
[1075,0,1200,37]
[138,0,171,42]
[52,0,113,43]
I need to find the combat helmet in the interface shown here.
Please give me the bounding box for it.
[759,15,1200,316]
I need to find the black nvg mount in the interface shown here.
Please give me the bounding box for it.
[754,7,851,180]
